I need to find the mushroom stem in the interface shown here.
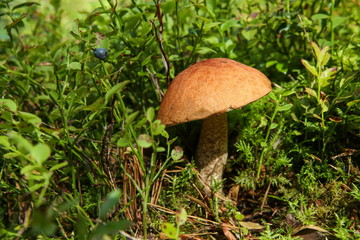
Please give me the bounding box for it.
[196,113,228,191]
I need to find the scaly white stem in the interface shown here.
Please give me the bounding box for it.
[196,113,228,192]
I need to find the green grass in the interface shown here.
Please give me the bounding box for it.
[0,0,359,239]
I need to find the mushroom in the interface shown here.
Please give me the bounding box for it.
[157,58,272,192]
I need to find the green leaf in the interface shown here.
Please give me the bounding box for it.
[235,212,245,221]
[161,222,177,239]
[277,104,292,112]
[105,81,130,104]
[0,136,10,147]
[161,129,169,139]
[89,220,131,239]
[171,147,183,161]
[146,107,155,122]
[331,16,347,29]
[176,208,187,226]
[29,183,44,191]
[69,62,81,70]
[320,51,331,67]
[18,111,42,126]
[12,2,39,11]
[117,133,132,147]
[205,0,216,15]
[84,98,105,111]
[31,143,51,164]
[311,14,329,20]
[347,100,360,108]
[301,59,318,77]
[151,120,165,136]
[49,161,68,172]
[241,28,257,40]
[0,99,17,112]
[317,46,330,67]
[310,42,321,61]
[220,19,239,32]
[125,111,139,124]
[3,152,21,158]
[99,189,121,219]
[203,22,221,31]
[304,87,317,98]
[137,134,153,148]
[8,132,33,155]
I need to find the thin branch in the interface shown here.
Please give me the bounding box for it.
[151,0,171,84]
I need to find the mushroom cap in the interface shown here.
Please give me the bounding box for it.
[157,58,272,126]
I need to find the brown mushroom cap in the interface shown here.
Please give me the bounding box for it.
[157,58,272,126]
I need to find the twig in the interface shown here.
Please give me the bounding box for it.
[260,181,271,211]
[119,231,142,240]
[146,68,164,101]
[151,0,171,84]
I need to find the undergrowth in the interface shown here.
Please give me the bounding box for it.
[0,0,359,239]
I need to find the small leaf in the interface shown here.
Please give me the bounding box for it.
[3,152,21,158]
[99,190,121,219]
[137,134,153,148]
[105,81,130,103]
[161,130,169,139]
[171,146,184,161]
[0,99,17,112]
[235,212,245,221]
[311,14,329,20]
[9,132,33,155]
[49,161,68,172]
[0,136,10,147]
[18,112,42,126]
[321,52,331,66]
[220,19,239,32]
[277,104,293,112]
[69,62,81,70]
[151,120,165,136]
[203,22,221,31]
[304,87,317,98]
[239,221,264,230]
[31,143,51,164]
[84,98,105,111]
[90,220,131,239]
[29,183,44,192]
[310,42,321,61]
[241,28,257,40]
[12,2,39,11]
[176,208,187,226]
[125,111,139,124]
[317,46,330,67]
[347,99,360,107]
[146,107,155,122]
[161,222,177,239]
[301,59,318,77]
[117,133,132,147]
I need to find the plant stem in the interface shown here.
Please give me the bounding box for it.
[257,104,278,178]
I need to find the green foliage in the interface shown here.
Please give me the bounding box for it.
[0,0,359,239]
[161,208,187,239]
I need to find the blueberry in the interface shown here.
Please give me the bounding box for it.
[93,48,108,60]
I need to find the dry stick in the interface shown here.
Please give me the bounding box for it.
[146,68,164,101]
[152,1,171,84]
[260,181,271,211]
[148,203,241,230]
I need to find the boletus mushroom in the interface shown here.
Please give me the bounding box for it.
[157,58,272,193]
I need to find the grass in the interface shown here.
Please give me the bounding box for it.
[0,0,359,239]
